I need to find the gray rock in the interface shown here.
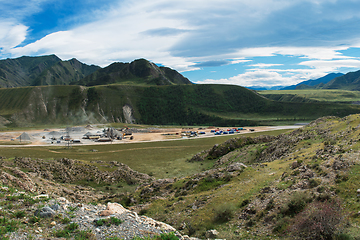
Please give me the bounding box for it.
[205,229,219,239]
[227,162,247,172]
[34,207,56,218]
[291,160,301,169]
[50,204,60,211]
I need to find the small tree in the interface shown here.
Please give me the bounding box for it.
[289,199,343,240]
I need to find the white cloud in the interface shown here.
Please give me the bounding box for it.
[196,69,302,87]
[0,23,28,49]
[3,0,360,87]
[6,0,196,70]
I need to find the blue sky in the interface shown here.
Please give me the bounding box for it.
[2,0,360,87]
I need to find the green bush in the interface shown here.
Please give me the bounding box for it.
[61,217,71,224]
[213,203,236,223]
[74,229,96,240]
[94,217,123,227]
[0,217,19,233]
[309,178,321,188]
[13,210,26,218]
[335,232,354,240]
[239,199,249,208]
[273,217,290,234]
[281,191,311,217]
[53,222,79,238]
[130,232,178,240]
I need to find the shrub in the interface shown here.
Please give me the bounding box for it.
[74,229,96,240]
[13,210,26,218]
[281,191,311,217]
[289,200,343,240]
[239,199,249,208]
[61,217,71,224]
[110,217,123,226]
[335,173,349,183]
[94,217,123,227]
[309,178,321,188]
[0,217,19,234]
[53,222,79,238]
[29,215,40,224]
[273,217,290,234]
[213,203,236,223]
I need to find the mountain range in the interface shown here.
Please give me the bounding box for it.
[0,55,191,88]
[1,55,360,127]
[280,73,344,90]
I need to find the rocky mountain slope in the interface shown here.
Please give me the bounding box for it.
[0,55,191,88]
[132,114,360,239]
[32,58,101,86]
[0,158,188,239]
[0,55,62,88]
[2,114,360,239]
[73,58,192,86]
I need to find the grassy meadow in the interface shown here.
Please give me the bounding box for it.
[259,89,360,103]
[0,129,290,179]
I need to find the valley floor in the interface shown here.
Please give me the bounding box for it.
[0,125,301,147]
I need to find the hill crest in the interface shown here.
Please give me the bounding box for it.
[73,58,192,86]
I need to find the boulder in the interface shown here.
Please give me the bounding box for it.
[34,207,56,218]
[205,229,219,239]
[227,162,247,172]
[99,202,130,216]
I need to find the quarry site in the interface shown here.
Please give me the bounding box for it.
[0,125,301,146]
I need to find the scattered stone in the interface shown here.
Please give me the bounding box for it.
[33,194,49,199]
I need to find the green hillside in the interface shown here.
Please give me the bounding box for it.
[323,69,360,90]
[260,89,360,104]
[1,84,360,127]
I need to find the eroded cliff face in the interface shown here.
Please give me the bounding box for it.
[122,104,136,124]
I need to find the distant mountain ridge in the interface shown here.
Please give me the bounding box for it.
[280,73,344,90]
[0,55,192,88]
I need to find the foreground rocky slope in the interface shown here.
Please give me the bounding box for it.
[133,115,360,239]
[2,114,360,239]
[0,159,189,239]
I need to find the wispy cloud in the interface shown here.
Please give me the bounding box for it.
[250,63,284,68]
